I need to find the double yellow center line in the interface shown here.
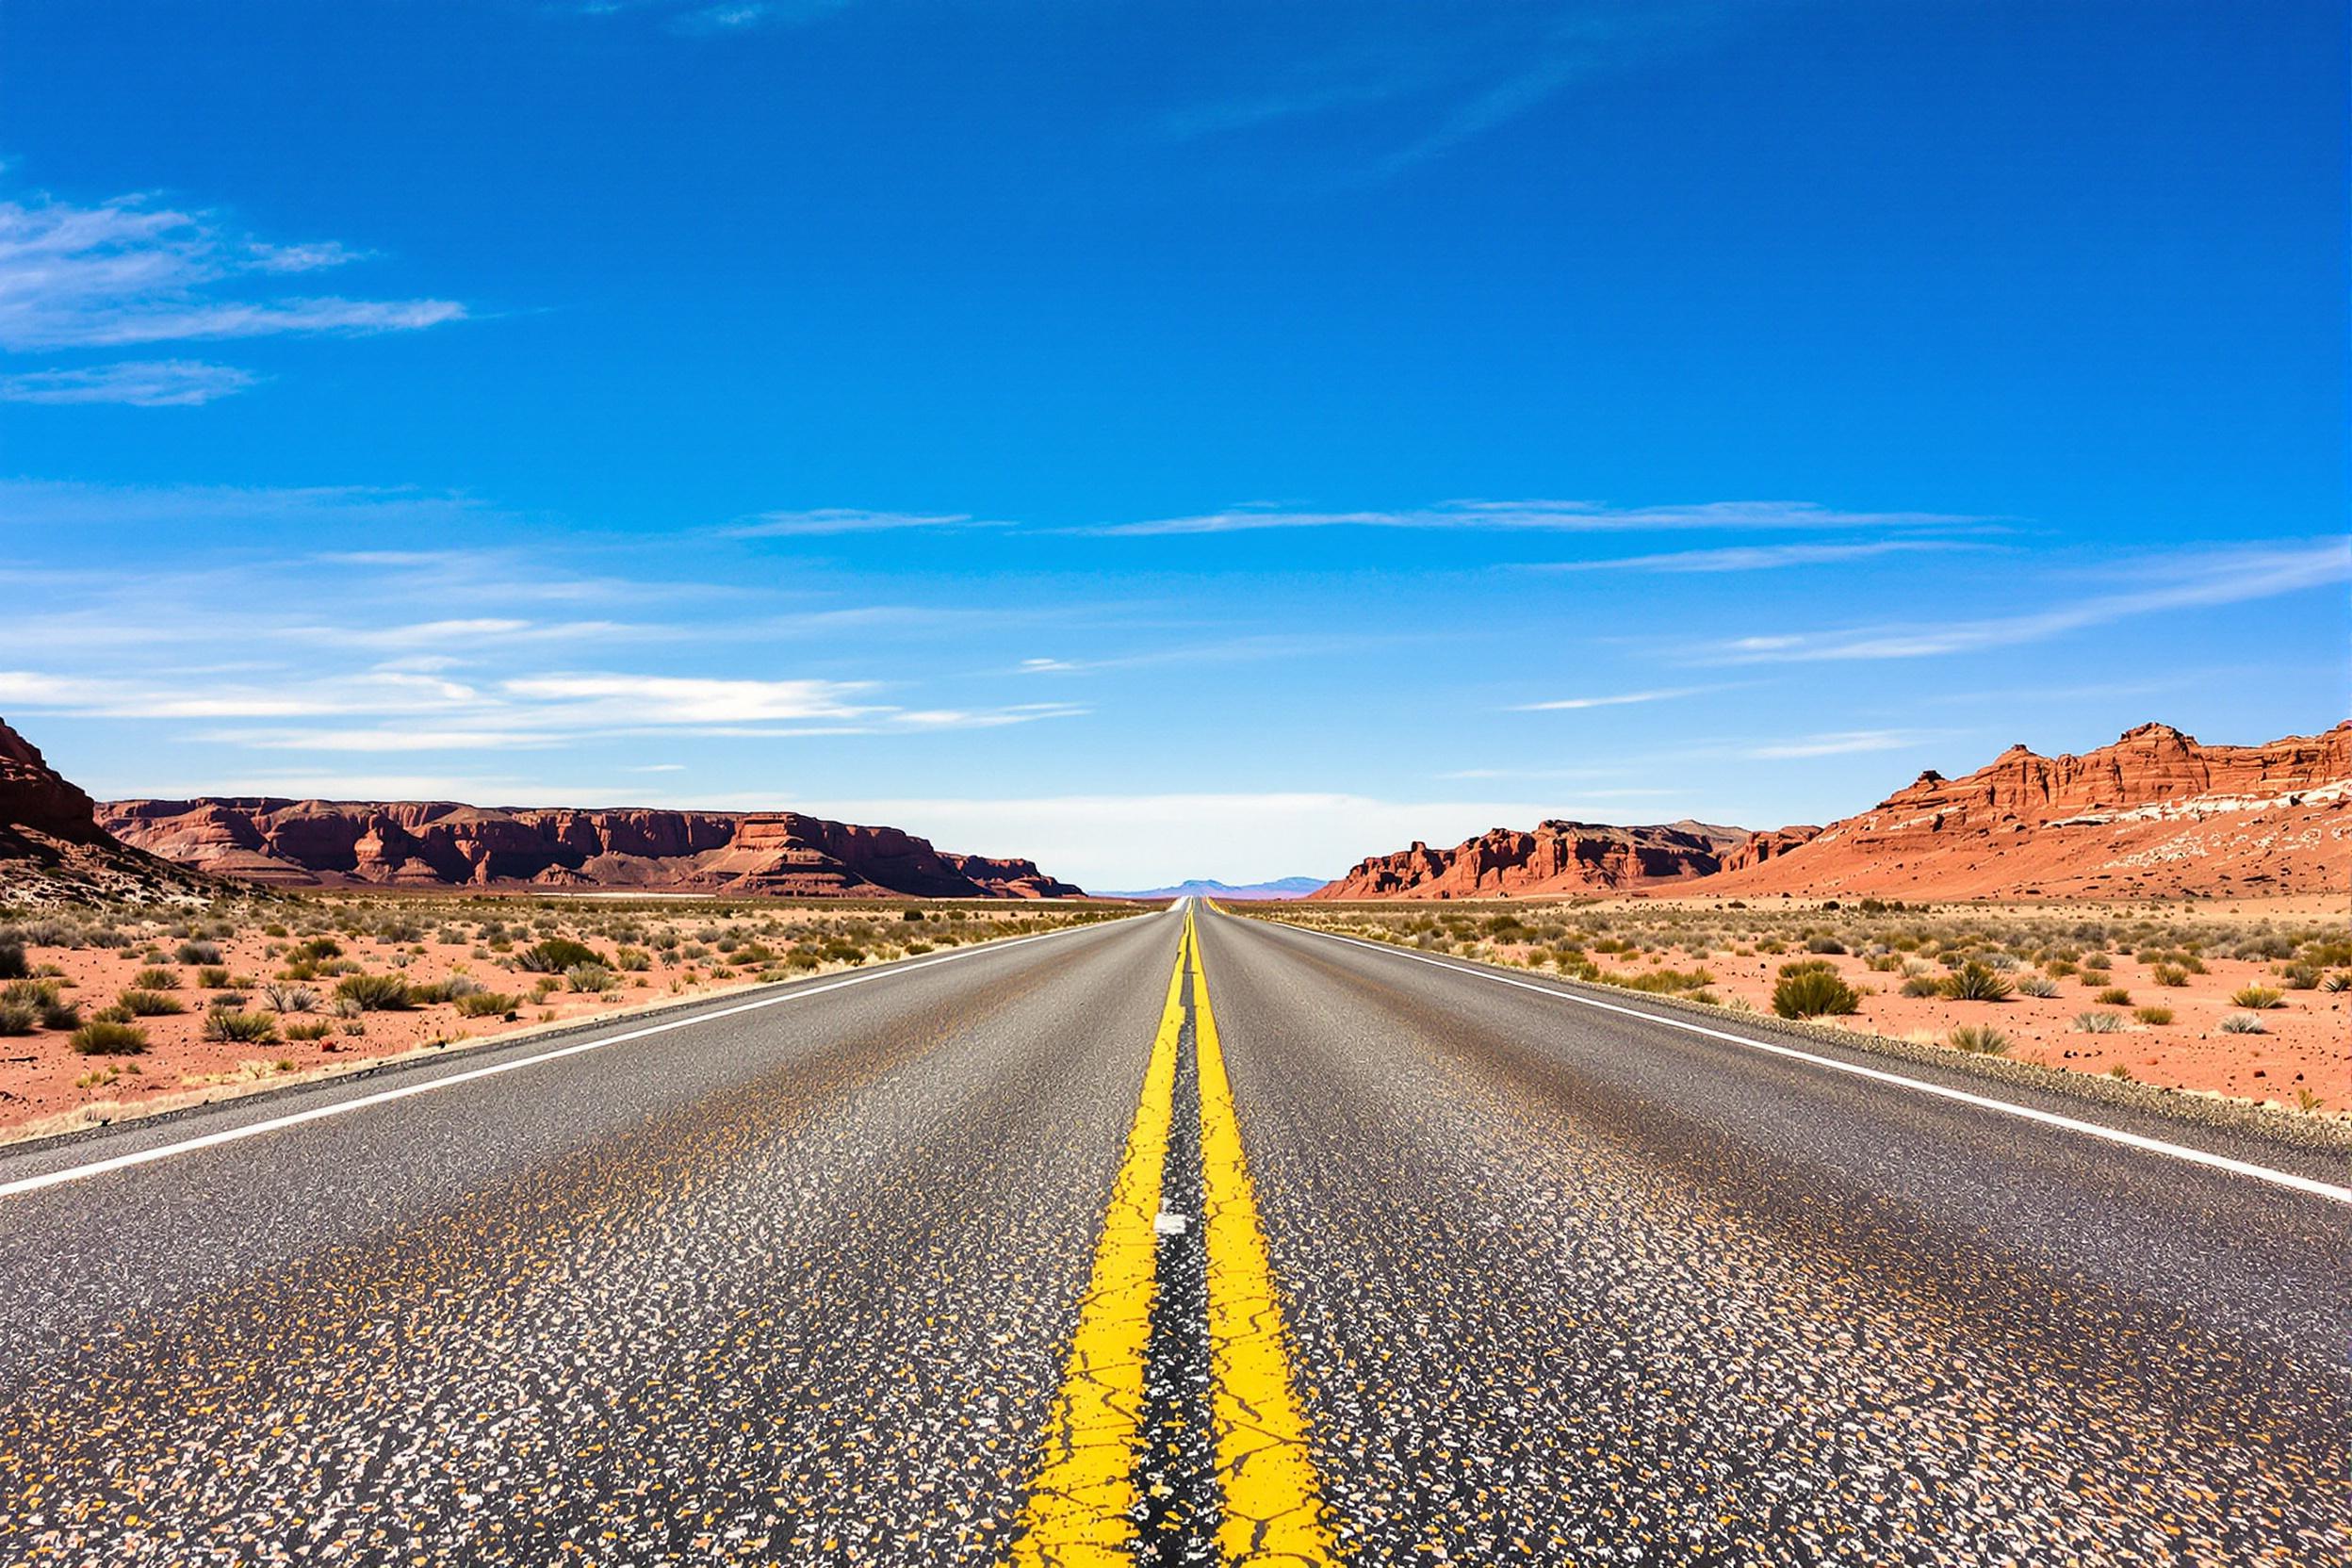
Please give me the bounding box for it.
[1010,905,1336,1565]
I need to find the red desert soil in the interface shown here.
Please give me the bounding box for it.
[0,899,1127,1144]
[1252,894,2351,1114]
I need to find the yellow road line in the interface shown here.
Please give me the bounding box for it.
[1189,906,1339,1565]
[1008,918,1188,1565]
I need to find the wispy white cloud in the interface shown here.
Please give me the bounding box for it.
[0,358,257,406]
[1080,498,1974,537]
[0,189,466,351]
[1699,539,2352,663]
[571,0,853,35]
[0,477,495,534]
[279,617,640,650]
[726,507,1008,537]
[1008,632,1391,676]
[1511,685,1717,711]
[498,672,879,726]
[1166,2,1755,184]
[1539,539,1986,574]
[1742,729,1940,760]
[0,667,482,719]
[193,727,566,753]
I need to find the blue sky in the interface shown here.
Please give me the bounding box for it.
[1,0,2344,888]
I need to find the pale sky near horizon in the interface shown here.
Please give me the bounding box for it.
[2,1,2344,889]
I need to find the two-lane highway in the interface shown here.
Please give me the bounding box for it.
[1,900,2344,1565]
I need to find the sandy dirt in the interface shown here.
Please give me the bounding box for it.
[1249,895,2351,1116]
[0,895,1131,1144]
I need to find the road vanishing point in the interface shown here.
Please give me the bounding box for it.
[0,901,2344,1565]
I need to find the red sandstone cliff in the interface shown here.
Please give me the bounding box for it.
[97,796,1085,900]
[1309,820,1751,900]
[1695,722,2352,899]
[0,720,216,904]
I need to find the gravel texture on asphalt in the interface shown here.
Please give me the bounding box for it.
[1,900,2342,1566]
[1198,909,2349,1566]
[0,913,1174,1566]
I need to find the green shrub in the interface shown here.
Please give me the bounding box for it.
[2133,1005,2174,1025]
[1772,967,1861,1019]
[174,940,222,966]
[0,1002,36,1035]
[284,1020,335,1041]
[1900,975,1942,998]
[131,966,180,991]
[564,963,616,993]
[2323,972,2352,993]
[1948,1022,2009,1054]
[455,991,523,1018]
[613,946,654,972]
[70,1020,149,1056]
[2151,964,2188,988]
[2071,1010,2124,1034]
[2015,974,2059,998]
[1941,961,2013,1003]
[2230,986,2284,1010]
[517,938,602,973]
[2217,1012,2266,1035]
[118,988,186,1017]
[2095,987,2132,1005]
[203,1008,280,1044]
[1609,967,1716,994]
[0,941,25,980]
[335,973,414,1011]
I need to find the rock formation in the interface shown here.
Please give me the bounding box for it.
[1693,722,2352,899]
[1309,820,1751,900]
[0,720,216,904]
[98,795,1086,900]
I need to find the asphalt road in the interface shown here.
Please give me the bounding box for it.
[0,902,2344,1566]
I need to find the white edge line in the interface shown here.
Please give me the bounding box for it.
[0,908,1172,1200]
[1255,915,2352,1206]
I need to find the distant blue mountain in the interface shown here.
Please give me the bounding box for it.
[1100,875,1328,901]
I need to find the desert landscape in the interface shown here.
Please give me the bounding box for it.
[0,892,1131,1143]
[6,710,2345,1136]
[1243,894,2346,1110]
[0,714,1129,1141]
[1275,720,2351,1116]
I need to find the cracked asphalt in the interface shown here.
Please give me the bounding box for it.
[1,901,2344,1566]
[1198,911,2351,1566]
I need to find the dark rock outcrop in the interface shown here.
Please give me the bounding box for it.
[0,720,217,905]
